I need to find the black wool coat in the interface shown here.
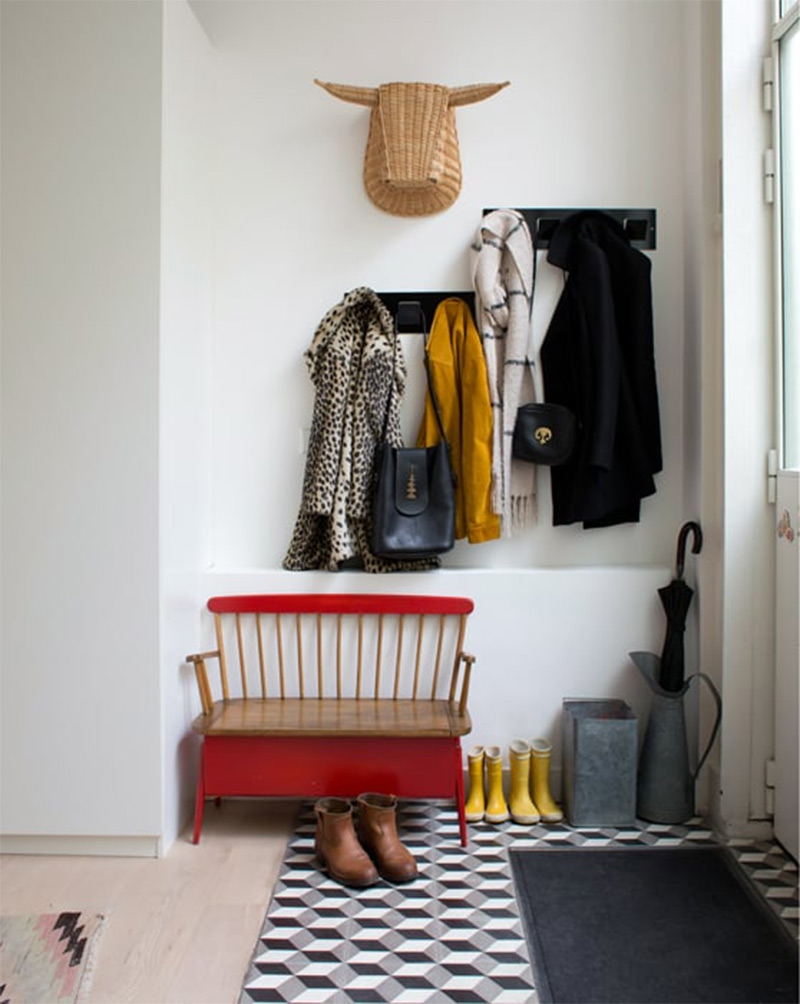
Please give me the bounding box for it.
[540,212,663,527]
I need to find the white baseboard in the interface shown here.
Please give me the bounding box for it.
[702,766,774,842]
[0,833,161,857]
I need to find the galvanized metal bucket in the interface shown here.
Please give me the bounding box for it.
[562,698,638,826]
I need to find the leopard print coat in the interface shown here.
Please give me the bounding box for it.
[283,287,439,572]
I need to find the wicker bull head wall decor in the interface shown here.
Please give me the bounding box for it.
[314,79,510,217]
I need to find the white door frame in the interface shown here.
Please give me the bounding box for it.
[709,0,776,840]
[770,0,799,860]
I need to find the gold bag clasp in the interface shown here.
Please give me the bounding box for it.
[534,426,553,445]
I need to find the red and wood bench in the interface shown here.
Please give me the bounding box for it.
[186,593,476,846]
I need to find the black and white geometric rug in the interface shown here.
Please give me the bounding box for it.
[239,802,798,1003]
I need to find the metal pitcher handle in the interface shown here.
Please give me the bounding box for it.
[686,672,723,780]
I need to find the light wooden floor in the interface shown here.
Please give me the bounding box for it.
[0,799,298,1004]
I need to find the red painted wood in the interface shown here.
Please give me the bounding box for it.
[195,735,467,845]
[192,744,205,844]
[202,735,458,794]
[452,740,468,846]
[192,593,475,846]
[207,594,474,617]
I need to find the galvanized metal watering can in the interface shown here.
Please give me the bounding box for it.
[630,651,722,824]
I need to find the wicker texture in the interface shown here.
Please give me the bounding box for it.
[315,79,509,217]
[365,83,458,216]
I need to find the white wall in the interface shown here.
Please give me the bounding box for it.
[200,566,670,764]
[0,1,163,851]
[160,0,215,852]
[2,0,743,851]
[684,0,724,811]
[193,0,690,572]
[185,0,702,791]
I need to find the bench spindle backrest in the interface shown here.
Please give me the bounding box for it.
[204,594,473,704]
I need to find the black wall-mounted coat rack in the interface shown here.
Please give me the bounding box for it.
[377,209,655,326]
[377,291,475,328]
[485,208,657,250]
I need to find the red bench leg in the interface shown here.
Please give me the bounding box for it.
[192,744,206,844]
[455,739,467,847]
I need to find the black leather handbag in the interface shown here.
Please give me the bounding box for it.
[371,302,456,560]
[512,402,576,466]
[511,225,577,467]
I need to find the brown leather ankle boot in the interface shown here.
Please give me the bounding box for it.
[314,797,380,887]
[356,793,418,883]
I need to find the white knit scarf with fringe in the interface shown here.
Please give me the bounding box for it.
[471,209,537,534]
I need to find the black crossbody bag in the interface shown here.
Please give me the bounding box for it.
[371,301,456,560]
[511,228,577,466]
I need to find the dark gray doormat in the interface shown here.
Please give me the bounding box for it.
[510,845,799,1004]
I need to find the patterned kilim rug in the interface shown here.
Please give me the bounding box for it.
[239,801,799,1003]
[0,912,105,1004]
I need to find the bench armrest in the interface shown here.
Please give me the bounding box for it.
[452,651,476,716]
[186,650,220,715]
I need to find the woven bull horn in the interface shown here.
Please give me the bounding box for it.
[315,78,510,216]
[313,80,378,107]
[448,81,510,107]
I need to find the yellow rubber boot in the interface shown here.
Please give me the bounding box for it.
[484,745,509,824]
[530,738,564,822]
[464,745,486,823]
[508,740,540,824]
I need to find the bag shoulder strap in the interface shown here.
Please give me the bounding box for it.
[422,346,448,445]
[382,300,449,446]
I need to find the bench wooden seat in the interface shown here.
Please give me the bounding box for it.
[195,697,470,738]
[186,593,476,845]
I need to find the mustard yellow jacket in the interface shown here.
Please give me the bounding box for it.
[416,298,500,543]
